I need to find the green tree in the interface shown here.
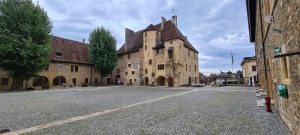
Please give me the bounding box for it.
[88,26,117,84]
[209,73,217,77]
[236,70,243,78]
[0,0,52,89]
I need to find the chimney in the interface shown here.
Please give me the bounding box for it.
[83,39,85,43]
[172,15,177,27]
[161,16,166,30]
[125,28,134,51]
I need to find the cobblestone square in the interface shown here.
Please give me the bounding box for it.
[0,86,290,135]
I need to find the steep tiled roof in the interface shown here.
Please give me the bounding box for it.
[117,19,198,54]
[145,24,160,31]
[49,36,90,64]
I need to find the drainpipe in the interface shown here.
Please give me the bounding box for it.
[258,0,271,112]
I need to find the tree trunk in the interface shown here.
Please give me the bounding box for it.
[11,77,15,89]
[110,70,112,85]
[101,76,104,85]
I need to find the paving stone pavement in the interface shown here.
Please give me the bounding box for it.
[0,86,291,135]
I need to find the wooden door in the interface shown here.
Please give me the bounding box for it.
[72,78,76,86]
[130,79,132,85]
[168,76,173,87]
[145,78,148,85]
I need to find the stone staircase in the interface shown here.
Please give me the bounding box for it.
[255,87,274,107]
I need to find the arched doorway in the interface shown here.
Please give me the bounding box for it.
[168,76,173,87]
[157,76,165,85]
[53,76,66,86]
[145,77,149,85]
[33,76,49,86]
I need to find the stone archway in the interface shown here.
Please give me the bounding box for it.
[157,76,165,86]
[33,76,49,86]
[53,76,66,86]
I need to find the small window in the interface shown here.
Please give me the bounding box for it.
[252,66,256,71]
[85,78,88,83]
[157,49,159,54]
[116,75,120,78]
[281,57,289,79]
[145,69,147,74]
[189,65,191,71]
[117,69,120,74]
[152,73,154,77]
[171,40,173,44]
[56,52,62,57]
[188,50,190,57]
[149,60,152,65]
[186,64,187,71]
[168,51,173,59]
[145,45,147,50]
[125,72,128,75]
[75,66,78,72]
[145,32,147,37]
[128,64,131,68]
[71,65,74,72]
[134,79,137,82]
[1,78,9,85]
[194,65,196,72]
[132,71,135,75]
[128,54,131,59]
[158,64,164,70]
[174,67,175,71]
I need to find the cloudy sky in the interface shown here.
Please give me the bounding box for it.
[32,0,255,75]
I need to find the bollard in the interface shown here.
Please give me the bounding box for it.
[265,97,272,112]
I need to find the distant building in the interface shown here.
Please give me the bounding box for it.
[0,36,101,90]
[240,56,258,86]
[111,15,199,87]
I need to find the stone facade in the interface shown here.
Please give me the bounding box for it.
[0,36,101,90]
[246,0,300,134]
[240,56,257,85]
[112,15,199,87]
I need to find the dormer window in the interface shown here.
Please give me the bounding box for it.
[56,52,62,57]
[171,41,173,44]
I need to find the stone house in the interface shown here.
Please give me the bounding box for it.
[246,0,299,134]
[240,56,258,86]
[0,36,101,90]
[110,15,199,87]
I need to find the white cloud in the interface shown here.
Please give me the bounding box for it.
[31,0,254,75]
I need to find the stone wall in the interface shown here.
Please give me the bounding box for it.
[0,62,101,90]
[254,0,299,134]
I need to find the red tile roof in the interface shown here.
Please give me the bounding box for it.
[117,20,198,54]
[49,36,90,64]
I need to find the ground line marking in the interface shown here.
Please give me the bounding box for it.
[3,89,200,135]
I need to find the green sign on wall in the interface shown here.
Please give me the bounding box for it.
[274,47,282,53]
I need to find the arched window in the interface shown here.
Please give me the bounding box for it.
[53,76,66,85]
[33,76,49,86]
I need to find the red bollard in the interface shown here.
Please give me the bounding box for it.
[265,97,272,112]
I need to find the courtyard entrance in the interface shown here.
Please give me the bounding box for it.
[157,76,165,86]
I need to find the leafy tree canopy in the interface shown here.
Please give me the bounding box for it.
[0,0,52,89]
[88,26,117,82]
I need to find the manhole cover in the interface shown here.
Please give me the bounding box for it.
[0,128,10,133]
